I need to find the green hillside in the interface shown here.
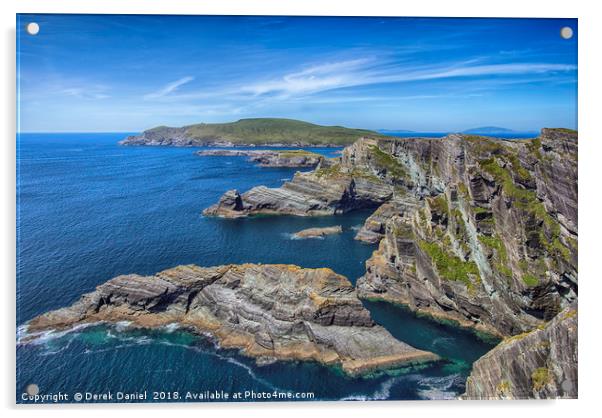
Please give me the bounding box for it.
[160,118,384,145]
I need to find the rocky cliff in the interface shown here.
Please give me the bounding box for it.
[206,129,578,340]
[355,129,577,338]
[26,264,438,376]
[463,304,577,399]
[203,140,396,217]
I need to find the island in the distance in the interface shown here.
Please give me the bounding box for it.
[120,118,386,147]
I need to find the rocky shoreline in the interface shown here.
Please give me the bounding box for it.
[196,149,324,168]
[200,128,578,398]
[35,127,576,398]
[26,264,439,376]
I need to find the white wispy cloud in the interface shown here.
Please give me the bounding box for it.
[239,59,576,98]
[144,76,195,99]
[240,58,373,96]
[60,87,110,100]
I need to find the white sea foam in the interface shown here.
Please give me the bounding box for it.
[340,376,400,401]
[154,337,278,391]
[283,232,325,241]
[114,321,132,332]
[416,373,462,400]
[431,336,455,349]
[162,323,180,333]
[17,322,104,346]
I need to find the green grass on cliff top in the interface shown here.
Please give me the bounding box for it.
[147,118,385,145]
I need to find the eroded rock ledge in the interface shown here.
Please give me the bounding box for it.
[205,129,578,340]
[462,305,577,399]
[196,149,324,168]
[26,264,438,376]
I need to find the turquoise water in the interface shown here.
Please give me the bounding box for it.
[16,133,496,403]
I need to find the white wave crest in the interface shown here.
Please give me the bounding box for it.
[340,376,400,401]
[416,373,463,400]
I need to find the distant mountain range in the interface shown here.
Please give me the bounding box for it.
[462,126,517,134]
[378,126,538,135]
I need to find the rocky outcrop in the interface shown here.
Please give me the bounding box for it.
[196,149,323,168]
[203,139,400,218]
[206,129,578,340]
[354,199,419,244]
[292,226,343,239]
[120,126,195,146]
[463,305,577,399]
[25,264,438,376]
[356,129,578,338]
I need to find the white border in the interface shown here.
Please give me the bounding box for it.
[2,1,599,417]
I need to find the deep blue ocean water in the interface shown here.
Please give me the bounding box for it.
[16,133,496,403]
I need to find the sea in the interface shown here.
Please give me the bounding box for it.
[16,132,503,403]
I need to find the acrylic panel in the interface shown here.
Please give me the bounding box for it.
[16,14,578,403]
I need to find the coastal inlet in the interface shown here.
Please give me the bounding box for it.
[17,133,495,402]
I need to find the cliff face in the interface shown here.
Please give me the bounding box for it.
[208,129,578,339]
[26,264,438,376]
[355,129,577,337]
[203,151,395,217]
[463,305,577,399]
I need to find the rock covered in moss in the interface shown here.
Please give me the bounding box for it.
[462,305,577,399]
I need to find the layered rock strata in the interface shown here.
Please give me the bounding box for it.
[356,129,578,338]
[206,129,578,340]
[462,305,577,399]
[203,140,397,217]
[196,149,323,168]
[26,264,438,376]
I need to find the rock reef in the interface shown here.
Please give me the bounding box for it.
[26,264,438,376]
[292,226,343,239]
[463,305,577,399]
[196,149,323,168]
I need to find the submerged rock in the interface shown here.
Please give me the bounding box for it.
[26,264,439,376]
[196,149,323,168]
[462,305,577,399]
[292,225,343,239]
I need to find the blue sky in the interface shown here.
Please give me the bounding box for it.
[17,15,577,132]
